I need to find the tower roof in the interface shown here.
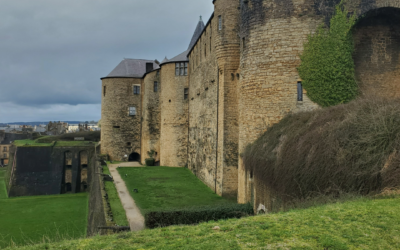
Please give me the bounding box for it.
[102,59,160,79]
[188,16,205,51]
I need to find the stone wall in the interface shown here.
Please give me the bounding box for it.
[159,63,189,167]
[237,0,400,205]
[353,7,400,98]
[141,70,161,163]
[7,145,95,197]
[188,19,220,194]
[87,158,115,236]
[101,78,143,161]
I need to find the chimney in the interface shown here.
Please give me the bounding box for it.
[146,62,153,73]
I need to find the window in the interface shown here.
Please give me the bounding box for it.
[156,70,160,76]
[242,37,245,49]
[3,154,6,158]
[154,81,158,92]
[218,16,222,30]
[103,86,106,97]
[3,147,6,152]
[175,63,188,76]
[129,107,136,116]
[184,88,189,100]
[133,86,140,95]
[205,44,207,57]
[297,81,303,101]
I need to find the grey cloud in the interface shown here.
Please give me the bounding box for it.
[0,0,213,121]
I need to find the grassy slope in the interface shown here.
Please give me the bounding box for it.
[117,167,235,213]
[0,169,88,249]
[13,197,400,250]
[102,166,129,226]
[0,169,7,199]
[13,140,53,147]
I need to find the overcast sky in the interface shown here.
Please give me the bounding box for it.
[0,0,214,123]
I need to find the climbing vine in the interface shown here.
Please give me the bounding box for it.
[298,1,358,107]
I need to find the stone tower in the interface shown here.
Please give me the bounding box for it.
[101,59,159,161]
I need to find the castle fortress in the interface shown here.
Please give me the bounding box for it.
[101,0,400,205]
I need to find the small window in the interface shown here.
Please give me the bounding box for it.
[113,126,120,129]
[129,107,136,116]
[242,37,245,49]
[176,63,188,76]
[249,170,253,180]
[154,81,158,92]
[176,63,180,75]
[205,44,207,57]
[103,86,106,97]
[3,147,6,152]
[134,86,140,95]
[210,37,212,53]
[156,70,160,76]
[218,16,222,30]
[297,81,303,101]
[3,154,6,158]
[184,88,189,100]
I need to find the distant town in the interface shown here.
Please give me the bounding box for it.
[0,121,100,166]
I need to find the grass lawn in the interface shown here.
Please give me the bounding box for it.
[102,166,129,226]
[117,167,235,213]
[0,169,88,249]
[0,169,7,199]
[14,196,400,249]
[13,140,53,147]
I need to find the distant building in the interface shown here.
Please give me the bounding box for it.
[46,121,68,135]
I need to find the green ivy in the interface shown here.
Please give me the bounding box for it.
[298,1,358,107]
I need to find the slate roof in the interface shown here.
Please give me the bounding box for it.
[102,59,160,79]
[161,18,205,66]
[188,18,205,50]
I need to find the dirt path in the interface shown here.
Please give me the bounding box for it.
[108,162,145,231]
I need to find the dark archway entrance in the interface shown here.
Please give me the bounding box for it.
[129,152,140,162]
[353,7,400,98]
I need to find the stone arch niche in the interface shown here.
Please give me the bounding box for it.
[128,152,140,162]
[353,7,400,98]
[61,151,73,194]
[78,151,88,192]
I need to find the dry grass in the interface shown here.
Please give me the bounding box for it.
[243,97,400,210]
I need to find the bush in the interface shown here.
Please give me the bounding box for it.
[145,158,155,166]
[145,203,254,228]
[243,97,400,210]
[298,1,358,107]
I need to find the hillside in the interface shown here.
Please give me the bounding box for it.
[10,196,400,249]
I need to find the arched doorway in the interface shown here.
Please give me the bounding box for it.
[353,7,400,98]
[128,152,140,162]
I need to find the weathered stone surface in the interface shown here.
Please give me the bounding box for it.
[141,70,161,163]
[101,78,142,161]
[159,63,189,167]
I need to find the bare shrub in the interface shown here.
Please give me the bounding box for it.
[243,97,400,209]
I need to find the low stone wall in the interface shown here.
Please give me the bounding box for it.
[87,159,115,236]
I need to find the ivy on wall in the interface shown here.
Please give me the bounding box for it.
[298,1,358,107]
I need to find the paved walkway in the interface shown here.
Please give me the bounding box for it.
[108,162,145,231]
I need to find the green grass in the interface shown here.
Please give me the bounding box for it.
[54,141,94,147]
[11,196,400,249]
[117,167,235,213]
[0,169,88,249]
[13,140,53,147]
[0,169,7,199]
[102,166,129,226]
